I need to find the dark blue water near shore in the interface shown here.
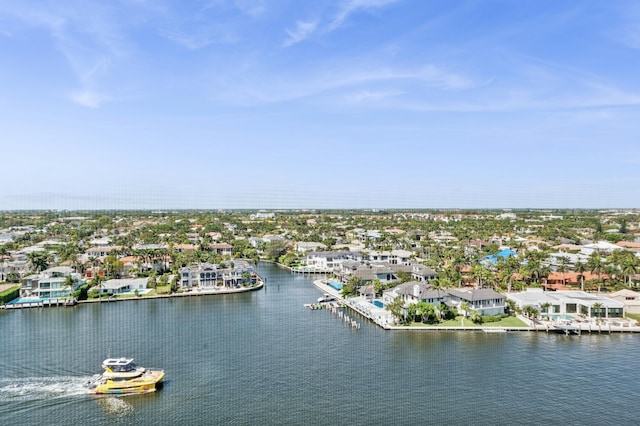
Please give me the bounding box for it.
[2,263,640,425]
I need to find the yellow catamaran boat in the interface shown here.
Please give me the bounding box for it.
[89,358,165,395]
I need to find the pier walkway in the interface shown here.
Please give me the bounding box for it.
[311,279,640,333]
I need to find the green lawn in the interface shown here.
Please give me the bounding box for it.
[625,313,640,322]
[405,316,528,328]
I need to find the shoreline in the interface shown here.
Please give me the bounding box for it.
[2,281,264,309]
[80,280,264,304]
[311,278,640,333]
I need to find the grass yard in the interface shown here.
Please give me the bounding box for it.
[405,316,528,328]
[625,313,640,322]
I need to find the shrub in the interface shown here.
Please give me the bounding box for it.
[73,284,90,301]
[0,285,20,304]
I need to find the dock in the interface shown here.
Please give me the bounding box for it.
[310,279,640,334]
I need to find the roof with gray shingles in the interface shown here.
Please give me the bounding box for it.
[448,288,505,302]
[394,282,448,299]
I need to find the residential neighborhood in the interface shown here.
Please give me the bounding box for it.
[1,209,640,331]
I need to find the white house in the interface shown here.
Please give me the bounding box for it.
[100,278,149,295]
[382,282,448,306]
[447,288,506,316]
[304,251,363,272]
[607,289,640,315]
[180,260,254,289]
[507,288,624,319]
[294,242,327,253]
[21,266,83,301]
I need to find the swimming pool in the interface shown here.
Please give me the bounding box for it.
[8,297,44,305]
[549,314,573,320]
[328,281,343,290]
[371,300,385,308]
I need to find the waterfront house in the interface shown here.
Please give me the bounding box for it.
[447,288,506,316]
[382,282,448,307]
[180,263,219,288]
[304,251,363,273]
[358,285,375,300]
[20,266,83,302]
[99,278,149,295]
[179,260,254,289]
[507,288,624,319]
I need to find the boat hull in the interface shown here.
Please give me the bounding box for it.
[91,370,165,395]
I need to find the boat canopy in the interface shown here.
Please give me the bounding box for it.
[103,358,138,372]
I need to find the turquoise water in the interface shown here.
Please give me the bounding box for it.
[372,300,385,308]
[7,297,44,304]
[2,263,640,425]
[549,314,574,320]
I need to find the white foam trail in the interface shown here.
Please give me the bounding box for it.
[0,376,93,401]
[98,396,134,415]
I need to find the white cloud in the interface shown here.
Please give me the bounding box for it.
[344,89,405,103]
[329,0,403,31]
[0,3,130,108]
[283,20,318,47]
[234,0,267,17]
[208,61,482,106]
[69,89,110,108]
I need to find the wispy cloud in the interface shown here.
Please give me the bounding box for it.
[0,2,130,108]
[69,89,110,108]
[608,1,640,49]
[329,0,403,31]
[208,62,482,106]
[344,89,405,103]
[283,20,319,47]
[233,0,267,17]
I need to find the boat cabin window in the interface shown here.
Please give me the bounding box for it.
[105,360,137,372]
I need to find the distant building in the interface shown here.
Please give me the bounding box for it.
[608,290,640,315]
[294,242,327,253]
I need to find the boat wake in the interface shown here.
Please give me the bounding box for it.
[97,396,134,415]
[0,376,93,402]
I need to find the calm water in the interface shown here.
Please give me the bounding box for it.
[2,263,640,425]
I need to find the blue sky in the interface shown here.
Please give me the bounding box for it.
[1,0,639,210]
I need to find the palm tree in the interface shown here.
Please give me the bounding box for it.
[540,302,551,320]
[588,252,605,293]
[591,302,603,323]
[574,261,587,291]
[469,263,485,289]
[385,296,404,323]
[64,274,78,300]
[621,256,640,287]
[557,256,569,286]
[27,251,50,273]
[459,301,470,318]
[469,309,483,324]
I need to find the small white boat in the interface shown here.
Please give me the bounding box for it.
[317,294,337,303]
